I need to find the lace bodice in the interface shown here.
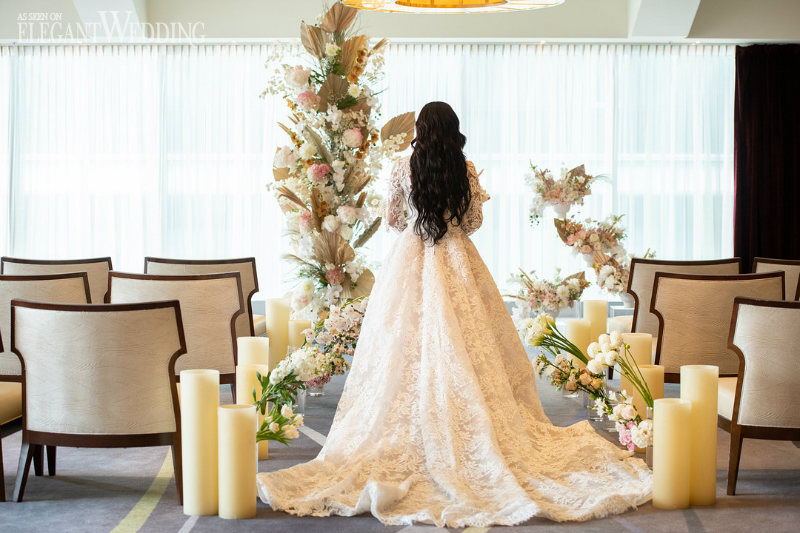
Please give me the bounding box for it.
[385,156,490,236]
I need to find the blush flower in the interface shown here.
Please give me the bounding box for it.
[342,128,363,148]
[296,90,320,109]
[325,266,345,286]
[285,65,311,88]
[298,211,315,233]
[307,163,331,183]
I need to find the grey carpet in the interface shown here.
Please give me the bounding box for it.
[1,370,799,532]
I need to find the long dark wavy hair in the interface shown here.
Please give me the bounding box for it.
[409,101,471,244]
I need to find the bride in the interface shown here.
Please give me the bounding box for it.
[257,101,652,527]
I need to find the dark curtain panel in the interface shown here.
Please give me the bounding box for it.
[734,44,800,271]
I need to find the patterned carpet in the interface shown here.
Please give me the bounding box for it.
[1,371,799,533]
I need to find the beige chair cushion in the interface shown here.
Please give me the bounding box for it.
[732,302,800,428]
[718,377,737,421]
[253,314,266,337]
[629,260,740,337]
[653,273,783,375]
[2,258,111,303]
[754,260,800,301]
[145,258,258,338]
[0,381,22,425]
[0,274,91,377]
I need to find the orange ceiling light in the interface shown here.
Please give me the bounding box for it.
[340,0,565,14]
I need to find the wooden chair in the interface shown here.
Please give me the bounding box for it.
[109,272,243,400]
[719,297,800,495]
[144,257,263,337]
[10,299,186,502]
[752,257,800,302]
[1,257,112,304]
[650,271,784,382]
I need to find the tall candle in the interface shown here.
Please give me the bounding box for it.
[681,364,719,506]
[288,319,312,350]
[236,363,270,460]
[218,405,258,519]
[180,369,219,516]
[622,333,653,366]
[583,300,608,344]
[564,319,591,367]
[237,337,269,366]
[653,398,692,509]
[621,364,665,421]
[264,298,291,370]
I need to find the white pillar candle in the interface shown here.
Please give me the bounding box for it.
[288,319,312,350]
[681,364,719,506]
[582,299,608,344]
[653,398,692,509]
[264,298,291,370]
[180,369,219,516]
[237,337,269,366]
[236,363,270,460]
[218,405,258,519]
[564,318,591,368]
[622,333,653,366]
[621,364,665,421]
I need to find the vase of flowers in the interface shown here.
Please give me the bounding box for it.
[554,215,627,257]
[507,269,590,319]
[263,3,414,320]
[526,164,599,225]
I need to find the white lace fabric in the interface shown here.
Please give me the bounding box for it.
[257,157,652,527]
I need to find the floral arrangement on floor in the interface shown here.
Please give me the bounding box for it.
[256,403,305,445]
[522,315,655,451]
[263,3,414,319]
[527,164,599,224]
[506,269,590,318]
[554,215,626,257]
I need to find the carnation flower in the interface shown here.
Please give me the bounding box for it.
[342,128,363,148]
[296,90,320,109]
[307,163,331,184]
[285,65,311,88]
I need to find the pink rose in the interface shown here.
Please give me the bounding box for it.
[298,211,314,233]
[581,245,593,254]
[296,90,320,109]
[307,163,331,183]
[566,235,576,245]
[325,266,345,286]
[342,128,363,148]
[285,65,311,88]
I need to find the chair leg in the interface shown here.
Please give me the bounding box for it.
[46,446,57,476]
[172,441,183,505]
[0,432,5,502]
[32,445,43,477]
[230,382,237,404]
[13,442,35,502]
[727,424,744,495]
[608,366,615,381]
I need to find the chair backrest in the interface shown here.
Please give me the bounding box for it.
[144,257,258,338]
[627,258,741,337]
[11,300,186,436]
[0,273,91,379]
[729,298,800,428]
[651,271,784,378]
[753,257,800,302]
[109,272,243,376]
[1,257,113,304]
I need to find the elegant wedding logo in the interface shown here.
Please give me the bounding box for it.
[17,11,206,42]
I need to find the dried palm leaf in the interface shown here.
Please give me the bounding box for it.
[553,218,569,243]
[320,3,358,33]
[342,269,375,299]
[352,217,381,248]
[355,192,366,208]
[303,127,332,164]
[276,186,308,210]
[278,122,295,138]
[381,112,415,152]
[311,231,355,266]
[316,74,349,113]
[310,191,324,230]
[370,38,388,55]
[340,35,368,76]
[349,172,372,196]
[300,22,326,59]
[567,164,586,178]
[563,271,587,283]
[273,167,289,182]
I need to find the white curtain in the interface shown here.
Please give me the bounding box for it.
[0,43,734,297]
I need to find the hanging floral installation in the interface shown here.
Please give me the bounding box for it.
[526,164,599,224]
[264,3,414,319]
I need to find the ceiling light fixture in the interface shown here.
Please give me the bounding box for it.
[341,0,565,14]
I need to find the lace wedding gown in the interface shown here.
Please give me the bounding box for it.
[257,157,652,527]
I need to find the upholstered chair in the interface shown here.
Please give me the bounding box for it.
[1,257,112,304]
[0,273,91,381]
[651,271,784,382]
[719,297,800,495]
[752,257,800,302]
[109,272,243,398]
[144,257,263,337]
[10,300,186,502]
[627,258,741,338]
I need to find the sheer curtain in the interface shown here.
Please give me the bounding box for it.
[0,43,734,297]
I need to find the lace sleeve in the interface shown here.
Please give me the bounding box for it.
[385,158,409,232]
[461,161,489,236]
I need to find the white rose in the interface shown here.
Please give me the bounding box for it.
[339,225,353,241]
[347,84,362,98]
[322,214,341,233]
[325,43,340,57]
[274,146,295,168]
[579,373,592,386]
[298,143,317,160]
[285,65,311,88]
[299,279,315,295]
[621,404,637,421]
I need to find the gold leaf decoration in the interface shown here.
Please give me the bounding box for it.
[300,22,327,59]
[353,217,382,248]
[316,74,349,113]
[340,35,368,76]
[553,218,569,243]
[380,111,415,152]
[321,3,358,34]
[311,231,356,266]
[273,166,289,182]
